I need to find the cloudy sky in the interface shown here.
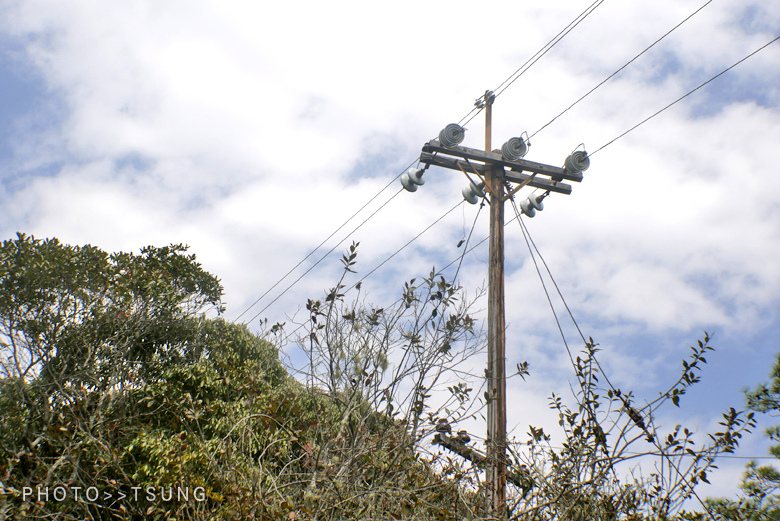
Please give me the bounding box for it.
[2,0,779,505]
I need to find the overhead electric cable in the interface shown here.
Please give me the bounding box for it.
[510,200,577,370]
[246,0,608,324]
[505,443,776,461]
[451,201,485,283]
[234,164,415,322]
[243,187,406,325]
[494,1,605,99]
[592,34,780,156]
[530,0,714,139]
[458,0,607,128]
[437,203,528,275]
[346,200,466,293]
[275,199,477,347]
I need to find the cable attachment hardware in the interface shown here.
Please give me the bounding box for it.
[474,89,496,109]
[520,192,546,218]
[400,167,426,192]
[439,124,466,148]
[563,143,590,176]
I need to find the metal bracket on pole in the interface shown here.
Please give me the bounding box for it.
[502,173,537,202]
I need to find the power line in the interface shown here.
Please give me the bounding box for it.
[508,203,725,520]
[494,1,606,99]
[346,199,466,293]
[510,199,577,370]
[458,0,607,129]
[530,0,714,139]
[236,1,609,324]
[505,441,778,461]
[276,199,477,347]
[242,187,406,326]
[451,201,485,284]
[592,34,780,156]
[234,163,415,323]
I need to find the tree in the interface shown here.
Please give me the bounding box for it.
[281,241,490,519]
[0,233,225,518]
[276,243,757,521]
[702,354,780,520]
[0,235,487,520]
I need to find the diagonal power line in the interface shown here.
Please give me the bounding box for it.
[530,0,715,139]
[592,34,780,155]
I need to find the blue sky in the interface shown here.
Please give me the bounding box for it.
[1,0,779,507]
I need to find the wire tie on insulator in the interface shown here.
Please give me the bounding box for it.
[520,131,531,149]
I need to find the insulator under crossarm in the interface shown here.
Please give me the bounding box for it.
[462,180,485,205]
[520,194,544,217]
[400,168,426,192]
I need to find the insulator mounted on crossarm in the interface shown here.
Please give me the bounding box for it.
[462,180,485,205]
[400,167,426,192]
[564,150,590,175]
[439,123,466,148]
[520,193,546,217]
[501,136,529,161]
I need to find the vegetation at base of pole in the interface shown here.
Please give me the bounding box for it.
[0,234,761,520]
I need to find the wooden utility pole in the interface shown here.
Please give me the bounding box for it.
[484,93,508,517]
[416,91,587,519]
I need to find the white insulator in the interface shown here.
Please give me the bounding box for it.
[520,195,543,217]
[564,151,590,174]
[462,181,485,205]
[439,124,466,148]
[520,199,536,217]
[501,137,528,161]
[401,172,418,192]
[406,168,425,186]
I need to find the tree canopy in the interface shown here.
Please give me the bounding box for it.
[0,234,761,520]
[0,235,482,520]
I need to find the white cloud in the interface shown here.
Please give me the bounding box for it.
[1,0,779,507]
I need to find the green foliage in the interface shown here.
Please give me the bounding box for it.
[0,235,757,520]
[0,235,484,520]
[287,246,488,520]
[506,335,756,520]
[0,233,223,389]
[703,353,780,520]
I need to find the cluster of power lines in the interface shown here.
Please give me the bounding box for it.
[234,0,778,329]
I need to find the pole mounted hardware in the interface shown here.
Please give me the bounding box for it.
[501,136,529,162]
[414,131,589,202]
[400,167,426,192]
[520,192,546,218]
[565,149,590,175]
[404,104,590,519]
[439,123,467,148]
[462,180,486,205]
[433,431,531,491]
